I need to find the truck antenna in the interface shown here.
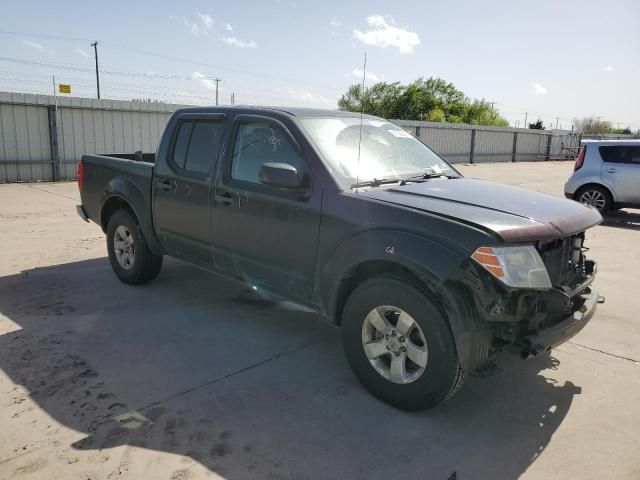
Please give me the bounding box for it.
[355,52,367,191]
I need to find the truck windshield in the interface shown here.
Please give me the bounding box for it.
[298,117,460,188]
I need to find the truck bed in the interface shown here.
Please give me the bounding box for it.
[79,153,155,228]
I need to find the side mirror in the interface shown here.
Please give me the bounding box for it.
[259,162,301,188]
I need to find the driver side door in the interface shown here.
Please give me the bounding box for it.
[211,115,322,301]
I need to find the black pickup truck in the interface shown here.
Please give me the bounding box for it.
[77,106,604,410]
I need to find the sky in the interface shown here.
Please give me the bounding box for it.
[1,0,639,130]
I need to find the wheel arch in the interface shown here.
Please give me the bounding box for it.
[316,229,490,370]
[100,178,163,254]
[574,182,616,204]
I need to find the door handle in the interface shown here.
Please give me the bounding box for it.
[607,168,618,174]
[157,179,174,192]
[214,191,234,206]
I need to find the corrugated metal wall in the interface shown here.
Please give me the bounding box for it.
[0,91,585,183]
[394,119,581,164]
[0,92,183,183]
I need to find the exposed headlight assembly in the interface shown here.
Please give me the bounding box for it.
[471,245,552,289]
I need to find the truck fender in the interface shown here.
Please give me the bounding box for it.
[317,229,483,369]
[100,177,163,254]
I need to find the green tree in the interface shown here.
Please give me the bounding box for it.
[528,119,545,130]
[338,76,509,127]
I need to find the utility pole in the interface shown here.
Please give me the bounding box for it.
[230,91,235,105]
[91,41,101,99]
[555,117,559,130]
[489,101,496,111]
[215,78,220,105]
[524,112,528,128]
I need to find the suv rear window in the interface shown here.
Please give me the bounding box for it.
[599,146,640,164]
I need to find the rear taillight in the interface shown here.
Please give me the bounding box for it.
[574,146,585,171]
[77,160,84,192]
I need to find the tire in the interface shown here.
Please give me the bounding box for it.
[106,209,163,285]
[341,274,466,411]
[576,185,612,213]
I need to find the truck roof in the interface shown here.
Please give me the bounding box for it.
[173,105,376,119]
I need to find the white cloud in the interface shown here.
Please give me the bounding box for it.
[221,36,256,48]
[604,65,613,72]
[353,15,420,54]
[22,40,44,51]
[184,13,255,47]
[288,88,330,105]
[330,17,341,27]
[352,68,381,82]
[75,47,90,58]
[192,72,220,92]
[532,83,547,95]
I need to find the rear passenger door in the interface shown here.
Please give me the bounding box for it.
[154,114,226,265]
[599,145,640,204]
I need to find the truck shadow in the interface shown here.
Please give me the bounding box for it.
[0,257,581,480]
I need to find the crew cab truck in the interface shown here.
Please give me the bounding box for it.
[77,107,604,411]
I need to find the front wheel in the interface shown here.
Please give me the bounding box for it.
[341,275,466,411]
[106,209,163,285]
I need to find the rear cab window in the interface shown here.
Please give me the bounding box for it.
[171,120,224,175]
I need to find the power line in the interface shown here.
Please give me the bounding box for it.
[0,29,346,92]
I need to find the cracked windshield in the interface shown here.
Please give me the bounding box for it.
[299,117,459,187]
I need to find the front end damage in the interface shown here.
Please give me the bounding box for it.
[459,232,604,363]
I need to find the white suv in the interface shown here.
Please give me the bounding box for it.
[564,140,640,212]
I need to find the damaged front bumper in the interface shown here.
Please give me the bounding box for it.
[519,288,605,358]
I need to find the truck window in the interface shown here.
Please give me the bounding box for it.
[171,120,223,175]
[231,122,303,184]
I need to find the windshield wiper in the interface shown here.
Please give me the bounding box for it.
[401,172,458,182]
[350,178,403,189]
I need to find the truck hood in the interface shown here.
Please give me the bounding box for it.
[359,178,602,242]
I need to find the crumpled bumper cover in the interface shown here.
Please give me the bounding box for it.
[520,289,605,358]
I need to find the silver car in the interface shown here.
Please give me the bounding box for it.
[564,139,640,212]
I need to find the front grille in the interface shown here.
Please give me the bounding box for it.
[537,233,585,288]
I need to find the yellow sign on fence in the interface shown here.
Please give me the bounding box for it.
[58,84,71,94]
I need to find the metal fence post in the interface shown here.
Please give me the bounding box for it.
[511,132,518,162]
[545,134,552,161]
[469,129,476,164]
[47,105,61,181]
[415,125,421,138]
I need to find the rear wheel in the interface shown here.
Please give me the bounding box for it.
[341,275,466,411]
[576,185,612,212]
[106,209,162,285]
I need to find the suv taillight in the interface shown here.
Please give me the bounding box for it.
[574,146,585,171]
[77,160,84,192]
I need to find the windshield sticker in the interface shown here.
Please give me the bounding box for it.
[389,129,412,138]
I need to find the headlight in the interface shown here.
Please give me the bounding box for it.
[471,245,551,289]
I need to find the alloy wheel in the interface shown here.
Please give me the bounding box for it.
[579,190,606,210]
[113,225,135,270]
[361,305,428,384]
